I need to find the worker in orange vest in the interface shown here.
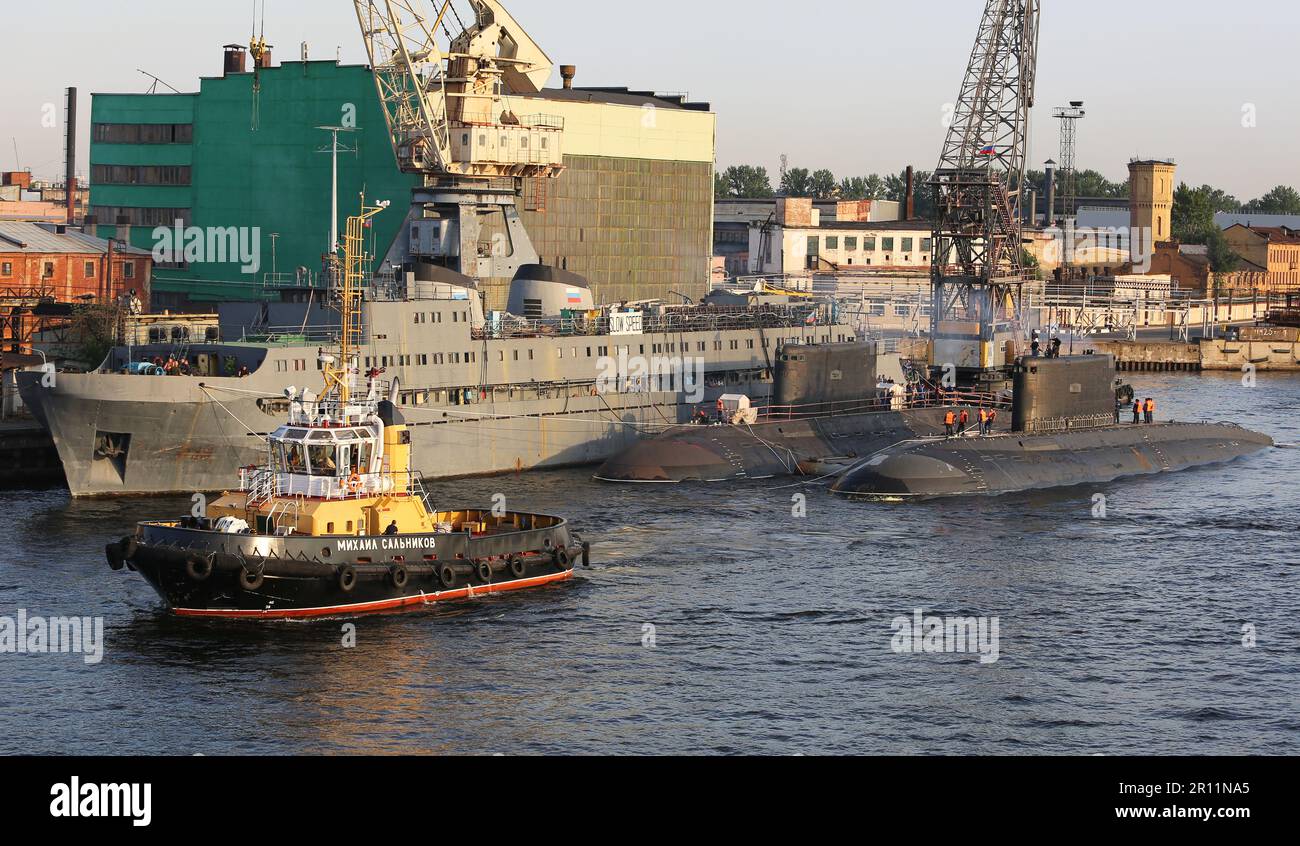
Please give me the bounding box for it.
[958,409,970,435]
[1132,398,1142,425]
[988,409,999,434]
[944,409,956,437]
[978,408,990,436]
[1145,398,1156,425]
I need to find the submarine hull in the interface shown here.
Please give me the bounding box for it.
[831,422,1274,500]
[595,408,995,483]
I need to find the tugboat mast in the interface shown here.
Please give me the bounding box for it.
[323,195,389,413]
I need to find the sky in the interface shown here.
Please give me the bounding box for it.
[2,0,1296,201]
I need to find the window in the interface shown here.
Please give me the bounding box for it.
[123,263,135,279]
[826,237,839,250]
[42,262,54,279]
[864,237,877,251]
[91,123,193,144]
[921,238,933,252]
[0,262,11,277]
[902,238,914,252]
[845,237,858,251]
[84,261,95,278]
[882,237,895,252]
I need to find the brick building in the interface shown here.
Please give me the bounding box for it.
[1223,225,1300,292]
[0,221,152,305]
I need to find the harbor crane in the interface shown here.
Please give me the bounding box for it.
[929,0,1041,385]
[352,0,566,283]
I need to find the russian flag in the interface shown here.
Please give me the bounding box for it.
[976,144,996,156]
[566,287,583,305]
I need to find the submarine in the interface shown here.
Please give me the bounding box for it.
[595,341,1012,483]
[831,354,1274,500]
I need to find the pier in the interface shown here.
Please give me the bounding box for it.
[0,419,62,487]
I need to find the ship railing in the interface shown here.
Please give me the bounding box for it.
[239,325,341,345]
[241,468,280,509]
[754,388,1011,422]
[240,470,433,504]
[474,308,832,341]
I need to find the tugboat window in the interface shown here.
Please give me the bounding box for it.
[307,445,339,476]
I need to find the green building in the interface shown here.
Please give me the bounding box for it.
[90,55,716,312]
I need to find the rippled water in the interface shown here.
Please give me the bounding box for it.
[1,372,1297,755]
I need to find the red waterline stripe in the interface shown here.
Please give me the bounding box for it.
[172,571,574,620]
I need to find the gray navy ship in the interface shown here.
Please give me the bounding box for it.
[18,267,857,498]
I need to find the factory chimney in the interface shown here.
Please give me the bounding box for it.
[64,87,78,225]
[560,65,577,90]
[904,166,915,220]
[1043,160,1057,226]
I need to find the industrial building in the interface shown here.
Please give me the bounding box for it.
[713,197,902,277]
[89,46,715,312]
[0,221,151,305]
[746,198,931,276]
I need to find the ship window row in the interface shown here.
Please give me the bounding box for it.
[352,330,834,374]
[275,359,310,372]
[412,311,470,324]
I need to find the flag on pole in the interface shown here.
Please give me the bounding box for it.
[976,144,996,156]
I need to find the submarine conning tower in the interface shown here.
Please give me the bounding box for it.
[1012,354,1118,434]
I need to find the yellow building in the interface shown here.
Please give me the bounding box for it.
[1128,159,1176,244]
[1223,225,1300,291]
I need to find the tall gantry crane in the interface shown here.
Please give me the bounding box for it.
[929,0,1040,383]
[353,0,565,282]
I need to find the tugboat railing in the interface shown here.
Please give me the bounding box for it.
[239,467,434,505]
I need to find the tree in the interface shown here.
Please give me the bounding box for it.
[780,167,812,197]
[1172,182,1217,244]
[715,165,774,199]
[808,169,837,200]
[1198,185,1240,213]
[1244,185,1300,215]
[885,169,934,219]
[1206,228,1241,275]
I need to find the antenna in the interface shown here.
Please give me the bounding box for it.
[11,138,19,172]
[317,126,360,255]
[137,70,181,95]
[1053,101,1086,221]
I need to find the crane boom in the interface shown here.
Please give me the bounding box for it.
[353,0,564,179]
[929,0,1041,381]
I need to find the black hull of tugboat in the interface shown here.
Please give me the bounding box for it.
[106,515,588,620]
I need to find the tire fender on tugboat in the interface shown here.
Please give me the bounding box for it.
[185,553,214,582]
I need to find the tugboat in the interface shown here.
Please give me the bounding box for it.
[104,200,588,619]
